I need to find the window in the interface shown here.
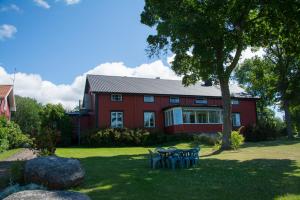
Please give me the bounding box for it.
[183,110,196,123]
[231,99,239,105]
[170,96,180,104]
[195,98,208,104]
[144,112,155,128]
[111,112,123,128]
[209,111,221,123]
[111,94,122,102]
[173,108,183,125]
[232,113,241,126]
[196,111,208,123]
[144,95,154,103]
[164,110,174,127]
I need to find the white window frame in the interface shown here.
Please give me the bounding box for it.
[144,112,155,128]
[111,94,122,102]
[144,95,154,103]
[170,96,180,104]
[232,113,241,126]
[231,99,239,105]
[111,111,123,128]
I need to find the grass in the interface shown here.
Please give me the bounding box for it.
[56,140,300,200]
[0,148,22,161]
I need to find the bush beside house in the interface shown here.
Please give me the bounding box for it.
[0,116,32,153]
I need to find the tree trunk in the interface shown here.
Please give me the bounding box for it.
[283,100,293,139]
[220,77,232,150]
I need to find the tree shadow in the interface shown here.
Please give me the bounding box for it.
[74,154,300,200]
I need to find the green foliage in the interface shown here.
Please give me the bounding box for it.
[31,128,59,156]
[12,96,42,135]
[231,131,245,150]
[0,116,32,151]
[193,133,221,146]
[39,104,73,146]
[82,128,196,147]
[82,128,150,146]
[0,136,9,153]
[240,120,285,142]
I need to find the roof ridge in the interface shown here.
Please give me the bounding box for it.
[86,74,182,82]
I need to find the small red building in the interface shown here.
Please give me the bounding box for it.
[0,85,16,120]
[78,75,257,134]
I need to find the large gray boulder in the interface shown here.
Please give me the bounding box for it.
[24,156,85,189]
[3,190,90,200]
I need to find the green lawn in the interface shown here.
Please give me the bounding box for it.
[56,140,300,200]
[0,148,22,161]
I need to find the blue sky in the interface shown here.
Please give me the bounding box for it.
[0,0,161,84]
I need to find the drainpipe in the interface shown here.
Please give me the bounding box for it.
[78,100,81,146]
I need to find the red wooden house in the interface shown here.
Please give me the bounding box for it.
[0,85,16,120]
[77,75,257,134]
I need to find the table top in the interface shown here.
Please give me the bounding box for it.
[156,149,177,154]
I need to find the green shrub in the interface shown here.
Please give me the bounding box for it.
[241,120,285,142]
[0,138,9,153]
[193,133,220,145]
[0,116,32,151]
[31,128,59,156]
[231,131,245,150]
[82,128,197,146]
[82,128,151,146]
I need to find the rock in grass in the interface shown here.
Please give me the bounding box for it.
[24,156,85,189]
[3,190,90,200]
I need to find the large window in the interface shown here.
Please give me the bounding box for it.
[111,111,123,128]
[232,113,241,126]
[111,94,122,102]
[165,107,223,126]
[182,109,222,124]
[144,112,155,128]
[170,96,180,104]
[144,95,154,103]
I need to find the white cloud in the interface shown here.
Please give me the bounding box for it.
[0,24,17,41]
[0,60,179,110]
[63,0,81,5]
[0,4,21,12]
[240,47,265,63]
[33,0,51,9]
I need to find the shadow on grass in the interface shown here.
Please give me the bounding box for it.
[75,154,300,200]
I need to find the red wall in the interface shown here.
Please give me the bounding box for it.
[0,98,11,120]
[92,93,257,134]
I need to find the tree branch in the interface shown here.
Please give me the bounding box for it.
[225,41,243,76]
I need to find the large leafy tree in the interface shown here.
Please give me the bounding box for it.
[235,51,300,139]
[39,104,73,145]
[260,2,300,138]
[12,95,42,135]
[235,57,275,120]
[141,0,270,149]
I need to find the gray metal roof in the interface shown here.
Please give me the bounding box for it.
[86,75,254,98]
